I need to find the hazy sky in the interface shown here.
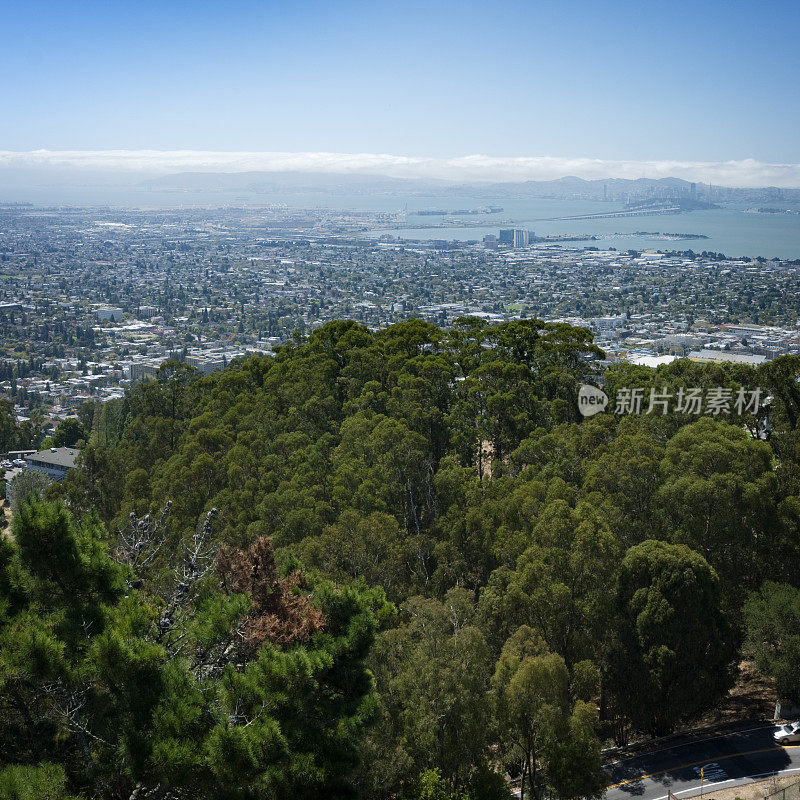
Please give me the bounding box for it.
[1,0,798,165]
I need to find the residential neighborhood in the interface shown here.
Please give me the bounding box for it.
[1,203,799,447]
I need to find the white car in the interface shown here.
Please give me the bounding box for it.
[774,722,800,744]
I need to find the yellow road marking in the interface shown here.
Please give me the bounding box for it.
[606,744,800,789]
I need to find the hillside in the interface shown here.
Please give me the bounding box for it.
[3,318,800,800]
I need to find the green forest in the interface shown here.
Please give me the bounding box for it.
[2,318,800,800]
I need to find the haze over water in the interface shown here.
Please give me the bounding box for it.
[3,185,798,260]
[375,197,800,261]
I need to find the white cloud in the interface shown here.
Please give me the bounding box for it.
[1,149,799,187]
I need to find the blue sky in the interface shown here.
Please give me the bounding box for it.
[1,0,798,164]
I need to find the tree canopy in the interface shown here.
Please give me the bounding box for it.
[9,319,800,799]
[0,497,389,800]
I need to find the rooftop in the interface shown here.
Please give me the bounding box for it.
[687,349,768,366]
[27,447,79,470]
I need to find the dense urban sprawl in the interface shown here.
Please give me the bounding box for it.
[1,202,799,440]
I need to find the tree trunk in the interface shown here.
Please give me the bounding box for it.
[520,756,528,800]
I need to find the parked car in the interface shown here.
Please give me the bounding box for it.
[774,722,800,744]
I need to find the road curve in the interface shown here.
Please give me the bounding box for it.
[604,725,800,800]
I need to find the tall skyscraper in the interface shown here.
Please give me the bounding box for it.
[499,229,514,244]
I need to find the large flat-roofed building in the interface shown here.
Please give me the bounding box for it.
[687,349,767,366]
[592,313,628,333]
[96,306,124,322]
[653,334,705,352]
[722,324,771,337]
[185,354,225,374]
[137,305,160,318]
[25,447,78,482]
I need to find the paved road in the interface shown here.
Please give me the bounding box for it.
[604,725,800,800]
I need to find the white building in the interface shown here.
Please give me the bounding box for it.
[96,306,124,322]
[592,314,628,333]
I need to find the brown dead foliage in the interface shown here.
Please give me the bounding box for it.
[216,535,325,650]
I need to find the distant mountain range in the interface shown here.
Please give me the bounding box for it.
[142,170,447,194]
[142,171,800,202]
[2,165,799,204]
